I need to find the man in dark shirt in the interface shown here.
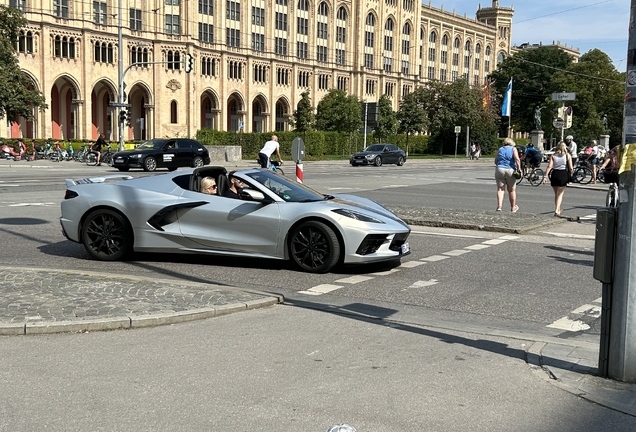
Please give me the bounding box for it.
[223,171,244,199]
[92,133,107,166]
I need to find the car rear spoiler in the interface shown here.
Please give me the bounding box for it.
[65,174,134,188]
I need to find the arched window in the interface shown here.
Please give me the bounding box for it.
[366,13,375,26]
[94,42,100,62]
[62,36,68,57]
[429,31,436,44]
[318,2,328,16]
[68,37,75,58]
[465,40,471,51]
[174,51,181,69]
[142,48,149,66]
[167,50,174,69]
[337,6,346,21]
[442,34,448,46]
[403,23,410,36]
[475,43,481,54]
[107,43,113,63]
[453,37,460,48]
[485,46,491,56]
[497,52,505,63]
[385,18,393,31]
[54,35,61,57]
[18,30,25,53]
[101,42,107,63]
[170,100,178,123]
[298,0,308,11]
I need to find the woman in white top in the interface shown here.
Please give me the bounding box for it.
[543,141,573,216]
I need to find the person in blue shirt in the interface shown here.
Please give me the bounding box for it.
[495,138,522,212]
[524,143,542,168]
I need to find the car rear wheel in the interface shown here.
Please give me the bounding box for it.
[374,156,382,167]
[289,221,340,273]
[143,156,157,172]
[193,156,204,168]
[397,156,405,166]
[81,209,132,261]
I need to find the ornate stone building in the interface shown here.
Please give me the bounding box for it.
[4,0,512,140]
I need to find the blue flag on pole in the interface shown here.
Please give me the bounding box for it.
[501,78,512,117]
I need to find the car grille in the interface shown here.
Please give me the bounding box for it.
[356,234,388,255]
[389,232,409,252]
[353,155,366,160]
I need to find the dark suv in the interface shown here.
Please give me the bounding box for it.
[112,138,210,172]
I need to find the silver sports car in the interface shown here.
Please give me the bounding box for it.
[60,166,411,273]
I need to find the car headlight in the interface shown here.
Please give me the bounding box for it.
[129,154,142,159]
[332,209,385,223]
[365,153,377,159]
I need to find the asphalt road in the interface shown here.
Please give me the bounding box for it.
[0,161,601,344]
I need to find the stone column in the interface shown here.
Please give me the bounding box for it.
[600,134,610,149]
[530,129,545,152]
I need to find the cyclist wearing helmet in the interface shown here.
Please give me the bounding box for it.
[524,143,542,168]
[565,135,577,164]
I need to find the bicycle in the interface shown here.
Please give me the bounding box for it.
[606,182,618,208]
[571,158,594,185]
[515,159,544,187]
[86,145,114,166]
[256,158,285,176]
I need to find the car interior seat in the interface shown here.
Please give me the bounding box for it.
[216,174,229,196]
[190,166,227,193]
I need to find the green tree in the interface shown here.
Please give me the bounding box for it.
[396,90,427,154]
[489,46,572,134]
[0,6,47,121]
[290,91,315,132]
[549,49,624,146]
[373,94,397,143]
[316,89,363,133]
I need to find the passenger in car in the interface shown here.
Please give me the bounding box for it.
[200,177,217,195]
[224,171,244,199]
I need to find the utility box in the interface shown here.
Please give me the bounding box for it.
[594,208,617,284]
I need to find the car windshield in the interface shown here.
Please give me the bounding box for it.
[245,170,325,202]
[364,144,385,152]
[136,140,165,149]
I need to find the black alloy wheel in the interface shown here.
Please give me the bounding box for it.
[81,209,133,261]
[289,221,340,273]
[193,156,204,168]
[143,156,157,172]
[374,156,383,167]
[397,156,405,166]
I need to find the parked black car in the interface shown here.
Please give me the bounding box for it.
[112,138,210,172]
[350,144,407,167]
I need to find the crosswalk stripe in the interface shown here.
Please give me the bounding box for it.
[443,249,471,256]
[400,261,426,268]
[547,317,591,331]
[298,284,343,295]
[465,244,490,250]
[420,255,450,262]
[335,275,374,284]
[482,239,508,245]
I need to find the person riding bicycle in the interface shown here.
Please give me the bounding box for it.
[599,146,619,184]
[258,135,283,169]
[92,133,107,166]
[524,143,542,168]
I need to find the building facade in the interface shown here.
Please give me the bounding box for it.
[4,0,512,140]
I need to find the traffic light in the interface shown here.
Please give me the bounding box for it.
[126,107,132,127]
[185,53,194,73]
[564,106,573,129]
[118,110,126,125]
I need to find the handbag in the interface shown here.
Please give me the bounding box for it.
[513,169,522,179]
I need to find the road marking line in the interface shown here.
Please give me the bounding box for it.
[498,235,520,240]
[464,244,490,250]
[400,261,426,268]
[297,284,343,295]
[410,230,485,239]
[420,255,450,262]
[593,297,602,303]
[539,232,596,240]
[571,304,602,317]
[443,249,471,257]
[482,239,508,245]
[371,269,401,276]
[335,275,374,284]
[409,279,439,288]
[580,214,596,220]
[547,317,591,331]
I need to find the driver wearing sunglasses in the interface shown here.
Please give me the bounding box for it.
[223,171,244,199]
[200,176,217,195]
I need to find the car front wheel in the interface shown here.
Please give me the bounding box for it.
[193,156,204,168]
[289,221,340,273]
[374,156,382,167]
[143,156,157,172]
[81,209,133,261]
[397,156,405,166]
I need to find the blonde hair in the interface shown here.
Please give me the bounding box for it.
[200,176,216,194]
[554,141,568,156]
[503,138,515,146]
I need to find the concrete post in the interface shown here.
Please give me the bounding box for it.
[600,134,610,150]
[530,130,544,152]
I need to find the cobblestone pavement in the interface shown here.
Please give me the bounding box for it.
[0,269,281,335]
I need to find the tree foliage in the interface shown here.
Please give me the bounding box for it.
[315,89,362,134]
[290,91,315,132]
[0,6,47,121]
[373,94,397,143]
[396,90,427,151]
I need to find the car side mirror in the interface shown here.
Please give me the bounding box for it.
[240,188,271,203]
[383,148,389,152]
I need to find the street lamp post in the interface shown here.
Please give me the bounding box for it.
[465,45,471,158]
[117,0,125,152]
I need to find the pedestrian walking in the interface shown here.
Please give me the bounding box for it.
[494,138,521,212]
[543,141,573,216]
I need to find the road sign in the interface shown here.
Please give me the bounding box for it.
[454,126,461,134]
[110,102,131,108]
[552,118,565,128]
[291,137,305,162]
[552,92,576,101]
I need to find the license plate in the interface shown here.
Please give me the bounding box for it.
[115,157,123,163]
[400,242,410,254]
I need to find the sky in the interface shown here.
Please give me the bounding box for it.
[437,0,630,71]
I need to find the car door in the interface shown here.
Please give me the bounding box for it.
[176,190,282,257]
[176,139,195,167]
[160,139,180,168]
[382,145,395,164]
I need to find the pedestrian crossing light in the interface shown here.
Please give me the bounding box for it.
[185,53,194,73]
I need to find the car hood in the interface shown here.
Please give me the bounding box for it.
[352,151,380,157]
[114,148,158,156]
[325,194,409,227]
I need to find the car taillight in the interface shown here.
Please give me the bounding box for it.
[64,190,78,199]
